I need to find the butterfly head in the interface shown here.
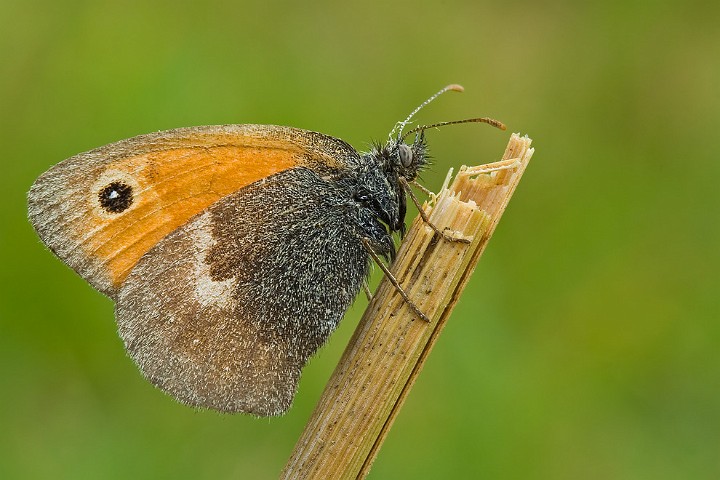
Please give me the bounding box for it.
[371,84,506,238]
[368,131,429,185]
[384,84,506,182]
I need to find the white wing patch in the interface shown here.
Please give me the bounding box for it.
[190,212,237,310]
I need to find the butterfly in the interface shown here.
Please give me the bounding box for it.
[27,85,504,416]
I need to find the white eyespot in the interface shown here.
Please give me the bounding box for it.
[398,144,413,168]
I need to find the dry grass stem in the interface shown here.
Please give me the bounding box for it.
[281,133,535,479]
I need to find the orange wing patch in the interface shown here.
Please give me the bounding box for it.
[86,143,301,289]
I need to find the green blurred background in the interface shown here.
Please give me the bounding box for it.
[2,0,718,478]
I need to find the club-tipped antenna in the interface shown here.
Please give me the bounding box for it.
[389,84,465,141]
[400,117,507,142]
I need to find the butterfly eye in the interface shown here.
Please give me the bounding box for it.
[398,144,413,168]
[98,181,134,213]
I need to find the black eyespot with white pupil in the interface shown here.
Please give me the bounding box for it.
[398,144,413,168]
[98,181,133,213]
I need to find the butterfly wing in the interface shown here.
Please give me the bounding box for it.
[116,167,371,415]
[27,125,356,298]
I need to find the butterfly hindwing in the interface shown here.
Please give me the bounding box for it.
[116,167,371,415]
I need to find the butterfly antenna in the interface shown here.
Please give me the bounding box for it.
[388,84,465,141]
[401,117,506,142]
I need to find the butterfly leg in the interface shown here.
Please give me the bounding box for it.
[410,179,433,197]
[360,237,430,323]
[362,281,374,302]
[399,177,471,244]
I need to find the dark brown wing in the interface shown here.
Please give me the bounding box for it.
[115,167,371,415]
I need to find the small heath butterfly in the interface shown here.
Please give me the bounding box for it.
[27,85,504,416]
